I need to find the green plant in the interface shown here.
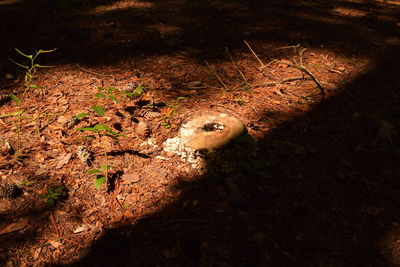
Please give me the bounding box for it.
[10,48,56,95]
[88,164,111,189]
[74,86,133,189]
[95,86,144,103]
[90,85,145,119]
[76,123,125,139]
[161,96,185,128]
[39,186,65,207]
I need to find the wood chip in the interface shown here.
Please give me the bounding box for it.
[0,218,28,235]
[55,153,72,169]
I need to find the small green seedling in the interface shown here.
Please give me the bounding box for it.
[10,48,57,91]
[76,123,125,139]
[18,181,35,187]
[0,109,24,118]
[91,86,146,119]
[96,86,145,103]
[88,165,111,189]
[92,105,105,117]
[39,186,65,207]
[9,94,22,104]
[162,96,185,128]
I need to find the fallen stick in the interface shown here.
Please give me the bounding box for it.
[204,60,228,90]
[74,64,115,80]
[225,47,248,85]
[276,48,325,99]
[275,44,300,50]
[244,40,265,68]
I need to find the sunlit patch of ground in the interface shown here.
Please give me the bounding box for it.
[0,0,399,265]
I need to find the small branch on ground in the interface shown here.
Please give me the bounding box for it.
[248,82,277,88]
[275,48,326,100]
[74,64,116,80]
[281,77,312,83]
[275,44,300,50]
[50,211,61,240]
[225,47,248,85]
[39,104,69,133]
[204,60,228,90]
[244,40,265,69]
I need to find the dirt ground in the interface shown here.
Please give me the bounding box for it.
[0,0,399,266]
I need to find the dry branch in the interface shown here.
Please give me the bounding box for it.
[275,44,300,50]
[74,64,115,79]
[204,60,228,90]
[276,48,326,99]
[244,40,265,68]
[225,47,248,85]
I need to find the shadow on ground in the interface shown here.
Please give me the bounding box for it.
[67,44,400,266]
[0,0,399,266]
[0,0,398,72]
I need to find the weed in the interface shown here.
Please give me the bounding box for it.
[0,109,24,118]
[88,164,111,189]
[12,149,29,163]
[74,86,134,189]
[10,48,56,96]
[76,123,125,139]
[65,112,89,129]
[96,86,144,103]
[39,186,66,207]
[161,96,185,128]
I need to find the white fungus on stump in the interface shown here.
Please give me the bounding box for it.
[163,112,254,173]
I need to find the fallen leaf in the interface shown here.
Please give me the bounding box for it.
[0,218,28,235]
[49,238,63,248]
[55,153,72,169]
[73,225,87,233]
[123,210,135,219]
[110,212,124,223]
[33,246,43,260]
[122,172,141,184]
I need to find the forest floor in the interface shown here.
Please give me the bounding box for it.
[0,0,400,266]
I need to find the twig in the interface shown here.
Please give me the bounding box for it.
[281,77,312,83]
[251,107,262,121]
[248,82,277,88]
[50,211,61,240]
[299,48,307,66]
[39,104,69,132]
[275,48,325,99]
[74,64,115,79]
[275,44,300,50]
[264,59,280,68]
[329,69,343,75]
[204,60,228,90]
[288,63,325,99]
[225,47,248,85]
[244,40,265,68]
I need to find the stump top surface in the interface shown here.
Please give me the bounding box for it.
[180,113,245,150]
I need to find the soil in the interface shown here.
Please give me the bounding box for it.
[0,0,400,266]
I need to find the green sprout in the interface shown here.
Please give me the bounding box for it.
[95,86,145,103]
[10,48,57,95]
[88,164,111,189]
[75,123,125,139]
[162,96,185,128]
[39,186,65,207]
